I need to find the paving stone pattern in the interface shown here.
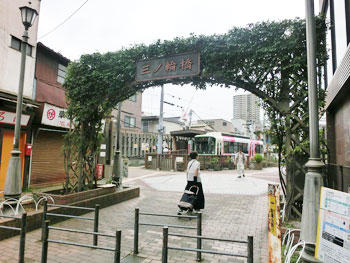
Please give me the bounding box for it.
[0,168,277,262]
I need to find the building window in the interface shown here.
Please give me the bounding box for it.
[124,115,136,128]
[10,36,32,56]
[142,121,148,132]
[223,121,227,126]
[57,64,67,84]
[129,94,136,102]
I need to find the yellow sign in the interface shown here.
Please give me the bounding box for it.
[268,184,281,263]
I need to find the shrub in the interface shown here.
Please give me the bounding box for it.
[254,154,263,163]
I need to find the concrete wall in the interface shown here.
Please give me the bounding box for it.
[0,0,40,99]
[143,119,183,134]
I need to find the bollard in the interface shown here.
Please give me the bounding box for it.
[162,227,168,263]
[114,230,121,263]
[41,199,48,241]
[248,236,254,263]
[41,220,50,263]
[19,212,27,263]
[196,212,202,261]
[93,204,100,246]
[134,208,139,254]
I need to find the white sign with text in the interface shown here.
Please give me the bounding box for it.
[0,110,30,126]
[41,103,70,128]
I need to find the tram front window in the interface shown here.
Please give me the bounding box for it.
[195,137,216,154]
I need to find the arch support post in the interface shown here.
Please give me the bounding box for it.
[301,0,323,262]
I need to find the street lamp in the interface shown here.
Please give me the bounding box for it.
[300,0,323,262]
[4,5,38,199]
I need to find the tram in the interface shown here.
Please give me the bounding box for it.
[193,132,264,159]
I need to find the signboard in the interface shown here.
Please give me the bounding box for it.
[148,156,152,161]
[141,143,149,151]
[133,144,138,149]
[0,110,30,126]
[41,103,70,128]
[315,187,350,263]
[136,52,200,82]
[175,157,184,163]
[96,164,103,179]
[268,184,282,263]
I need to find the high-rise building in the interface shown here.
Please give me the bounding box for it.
[232,93,261,133]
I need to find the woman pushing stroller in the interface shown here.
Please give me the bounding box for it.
[178,151,205,215]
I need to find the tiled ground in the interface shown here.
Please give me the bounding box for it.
[0,167,278,262]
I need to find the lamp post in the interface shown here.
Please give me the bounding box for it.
[301,0,323,262]
[4,6,38,199]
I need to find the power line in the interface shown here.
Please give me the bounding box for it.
[39,0,90,40]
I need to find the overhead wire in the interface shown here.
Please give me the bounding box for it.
[38,0,90,40]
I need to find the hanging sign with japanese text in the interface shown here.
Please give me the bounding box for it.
[136,52,200,82]
[0,110,30,126]
[315,187,350,263]
[41,103,71,129]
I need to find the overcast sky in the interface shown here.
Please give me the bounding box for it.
[37,0,311,122]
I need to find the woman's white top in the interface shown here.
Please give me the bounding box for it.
[187,159,201,182]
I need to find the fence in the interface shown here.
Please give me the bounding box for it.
[0,213,27,263]
[326,163,350,193]
[42,200,100,246]
[120,132,172,158]
[133,208,202,260]
[162,226,254,263]
[145,153,237,171]
[41,220,121,263]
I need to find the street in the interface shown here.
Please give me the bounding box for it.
[0,167,279,263]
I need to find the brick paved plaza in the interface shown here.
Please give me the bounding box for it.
[0,167,278,263]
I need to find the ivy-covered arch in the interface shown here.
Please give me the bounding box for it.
[63,18,327,217]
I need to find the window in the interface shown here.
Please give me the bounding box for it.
[57,64,67,84]
[255,144,263,154]
[129,94,136,102]
[224,141,235,153]
[124,115,136,128]
[11,36,32,56]
[142,120,148,132]
[223,122,227,126]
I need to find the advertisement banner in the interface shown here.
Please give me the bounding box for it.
[268,184,282,263]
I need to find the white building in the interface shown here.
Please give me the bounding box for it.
[233,93,261,131]
[0,0,40,99]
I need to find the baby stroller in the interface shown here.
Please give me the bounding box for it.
[177,185,199,215]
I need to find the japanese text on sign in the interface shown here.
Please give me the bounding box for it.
[136,52,200,82]
[315,187,350,263]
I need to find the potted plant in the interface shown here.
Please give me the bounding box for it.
[253,154,263,170]
[211,157,221,171]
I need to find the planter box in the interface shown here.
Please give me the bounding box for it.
[36,185,116,205]
[0,186,139,241]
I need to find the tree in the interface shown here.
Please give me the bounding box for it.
[63,17,327,219]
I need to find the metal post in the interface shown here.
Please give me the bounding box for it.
[114,230,121,263]
[134,208,139,254]
[112,103,122,188]
[19,212,27,263]
[196,212,202,261]
[330,0,337,73]
[157,85,164,155]
[301,1,324,262]
[162,227,168,263]
[41,199,48,241]
[3,30,29,199]
[247,236,254,263]
[41,220,49,263]
[93,204,100,246]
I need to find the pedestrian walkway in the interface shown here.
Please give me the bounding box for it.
[0,167,278,262]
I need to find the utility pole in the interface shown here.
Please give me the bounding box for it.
[112,102,122,188]
[301,0,323,262]
[157,86,164,155]
[188,109,193,129]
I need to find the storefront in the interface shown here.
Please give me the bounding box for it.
[0,110,30,191]
[30,103,70,187]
